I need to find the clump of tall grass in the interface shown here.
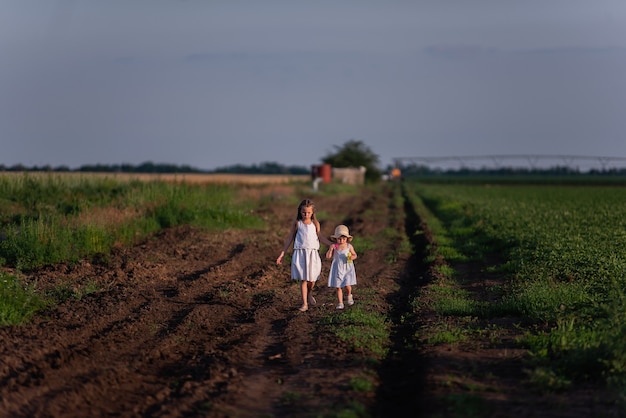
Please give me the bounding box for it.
[320,302,390,358]
[0,271,48,326]
[0,216,117,270]
[146,183,261,230]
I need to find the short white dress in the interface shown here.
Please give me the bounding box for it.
[291,221,322,282]
[328,244,357,288]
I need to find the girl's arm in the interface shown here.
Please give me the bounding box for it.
[349,244,358,260]
[325,245,335,259]
[320,235,334,247]
[276,220,297,265]
[315,220,334,247]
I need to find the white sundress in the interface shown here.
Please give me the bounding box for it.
[328,244,357,288]
[291,221,322,282]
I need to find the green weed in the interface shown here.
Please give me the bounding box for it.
[320,305,390,357]
[330,402,368,418]
[0,272,48,325]
[439,393,492,418]
[427,321,468,345]
[349,376,376,392]
[279,391,303,405]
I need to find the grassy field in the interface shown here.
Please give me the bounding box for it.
[0,171,310,184]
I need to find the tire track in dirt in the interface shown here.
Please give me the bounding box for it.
[0,228,264,417]
[194,189,394,416]
[194,193,360,416]
[108,232,294,417]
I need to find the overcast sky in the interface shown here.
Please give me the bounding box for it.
[2,0,626,171]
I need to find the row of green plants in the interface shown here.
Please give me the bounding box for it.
[404,180,626,398]
[0,173,263,325]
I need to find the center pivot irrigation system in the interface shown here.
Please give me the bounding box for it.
[393,154,626,172]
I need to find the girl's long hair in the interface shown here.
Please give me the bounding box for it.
[296,199,318,222]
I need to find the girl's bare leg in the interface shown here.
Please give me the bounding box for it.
[345,285,352,297]
[306,281,317,305]
[337,287,343,304]
[300,281,308,310]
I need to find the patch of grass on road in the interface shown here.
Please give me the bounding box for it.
[0,271,48,326]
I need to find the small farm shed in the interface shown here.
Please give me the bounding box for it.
[332,166,366,185]
[311,164,367,186]
[311,164,332,183]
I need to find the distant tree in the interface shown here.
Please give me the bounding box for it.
[9,164,27,172]
[321,140,382,182]
[213,162,308,175]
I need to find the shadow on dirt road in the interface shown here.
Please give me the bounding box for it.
[373,183,434,417]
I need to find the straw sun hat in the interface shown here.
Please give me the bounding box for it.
[330,225,353,242]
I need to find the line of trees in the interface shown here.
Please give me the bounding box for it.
[6,138,623,179]
[0,162,309,175]
[397,164,626,177]
[4,161,626,178]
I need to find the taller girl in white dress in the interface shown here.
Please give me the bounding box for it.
[276,199,333,312]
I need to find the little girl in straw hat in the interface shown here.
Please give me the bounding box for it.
[326,224,358,310]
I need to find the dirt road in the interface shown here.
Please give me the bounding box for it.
[0,184,430,417]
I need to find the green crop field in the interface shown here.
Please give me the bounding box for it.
[404,180,626,394]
